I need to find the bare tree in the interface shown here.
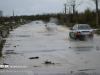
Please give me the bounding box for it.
[71,0,76,14]
[65,0,81,23]
[64,3,67,15]
[66,0,76,14]
[66,0,81,14]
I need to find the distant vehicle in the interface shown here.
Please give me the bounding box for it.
[69,24,94,40]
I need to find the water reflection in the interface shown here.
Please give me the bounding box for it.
[74,46,93,52]
[69,39,95,52]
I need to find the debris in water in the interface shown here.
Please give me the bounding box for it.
[3,63,9,65]
[13,46,17,47]
[0,67,4,69]
[78,69,96,71]
[29,57,39,59]
[5,50,17,54]
[6,50,14,51]
[5,52,17,54]
[44,60,55,65]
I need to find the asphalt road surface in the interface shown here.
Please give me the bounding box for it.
[0,21,100,75]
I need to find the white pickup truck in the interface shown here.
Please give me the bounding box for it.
[69,24,94,40]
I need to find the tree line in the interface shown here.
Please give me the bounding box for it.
[0,10,100,28]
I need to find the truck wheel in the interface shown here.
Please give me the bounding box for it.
[69,32,73,39]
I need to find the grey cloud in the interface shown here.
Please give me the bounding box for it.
[0,0,96,16]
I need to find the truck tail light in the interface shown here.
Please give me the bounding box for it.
[76,32,81,35]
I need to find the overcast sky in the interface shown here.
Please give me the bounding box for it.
[0,0,97,16]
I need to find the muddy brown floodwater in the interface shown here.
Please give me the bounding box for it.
[0,21,100,75]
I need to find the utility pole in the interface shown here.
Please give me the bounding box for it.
[13,10,15,17]
[95,0,99,26]
[72,4,75,15]
[64,3,67,15]
[64,3,67,23]
[69,7,71,14]
[71,0,76,15]
[70,0,76,23]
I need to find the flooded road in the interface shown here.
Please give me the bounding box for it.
[0,21,100,75]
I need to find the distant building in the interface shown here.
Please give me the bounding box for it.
[0,10,3,17]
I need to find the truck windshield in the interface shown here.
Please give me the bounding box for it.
[78,25,91,30]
